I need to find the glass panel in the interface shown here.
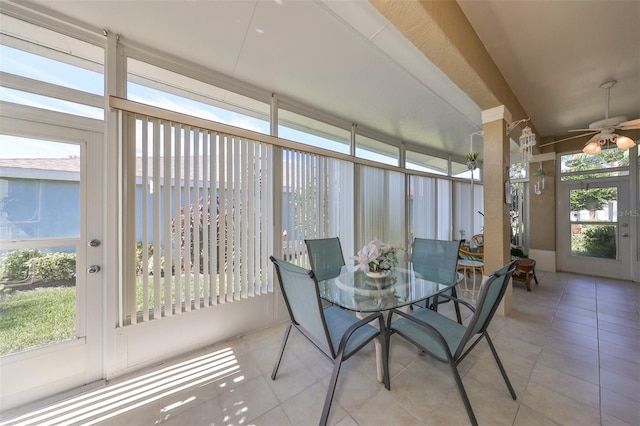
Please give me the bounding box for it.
[127,59,270,135]
[509,162,527,180]
[358,166,405,248]
[409,175,436,240]
[355,134,398,167]
[0,136,80,240]
[0,246,77,356]
[510,182,527,248]
[561,148,630,173]
[278,109,350,154]
[437,179,452,240]
[406,150,447,175]
[569,187,618,222]
[0,45,103,95]
[451,160,480,180]
[571,224,617,259]
[0,87,104,119]
[569,186,618,260]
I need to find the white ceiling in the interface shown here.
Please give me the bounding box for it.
[23,0,640,156]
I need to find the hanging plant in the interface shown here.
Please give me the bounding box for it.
[465,152,479,170]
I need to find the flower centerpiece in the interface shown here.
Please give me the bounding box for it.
[351,240,400,278]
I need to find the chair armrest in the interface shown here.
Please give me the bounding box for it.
[439,294,476,313]
[336,312,384,356]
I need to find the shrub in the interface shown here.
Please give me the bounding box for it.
[581,225,616,259]
[0,249,44,282]
[28,252,76,281]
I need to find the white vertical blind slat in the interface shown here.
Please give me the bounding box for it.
[183,127,192,312]
[193,129,201,310]
[152,118,162,318]
[163,121,173,317]
[173,124,183,315]
[141,116,150,322]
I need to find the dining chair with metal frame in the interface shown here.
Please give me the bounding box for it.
[410,238,463,323]
[270,256,389,426]
[386,260,519,426]
[305,237,346,282]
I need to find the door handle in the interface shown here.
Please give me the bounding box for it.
[88,265,101,274]
[621,233,629,237]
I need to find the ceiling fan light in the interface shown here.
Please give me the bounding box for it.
[615,135,636,150]
[582,141,602,155]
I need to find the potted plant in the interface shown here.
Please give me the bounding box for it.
[465,152,479,170]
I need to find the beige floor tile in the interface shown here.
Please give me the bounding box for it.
[250,405,293,426]
[350,387,422,426]
[280,381,347,426]
[536,350,599,385]
[522,382,600,425]
[601,388,640,426]
[528,363,600,407]
[512,404,562,426]
[217,375,280,425]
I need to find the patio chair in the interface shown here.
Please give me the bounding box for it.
[270,256,389,426]
[410,238,463,323]
[386,260,519,426]
[305,237,345,281]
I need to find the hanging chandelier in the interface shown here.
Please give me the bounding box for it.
[519,126,536,163]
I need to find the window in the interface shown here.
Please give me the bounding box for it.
[560,148,630,181]
[406,150,448,175]
[127,59,270,135]
[0,15,104,118]
[355,134,399,167]
[124,112,274,323]
[278,109,350,154]
[282,150,355,265]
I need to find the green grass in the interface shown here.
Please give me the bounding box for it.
[0,287,76,355]
[0,273,226,355]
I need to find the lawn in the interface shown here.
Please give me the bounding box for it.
[0,286,76,355]
[0,274,219,355]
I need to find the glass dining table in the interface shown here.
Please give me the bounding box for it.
[317,262,461,382]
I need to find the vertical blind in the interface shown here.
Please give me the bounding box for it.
[122,112,274,324]
[282,149,355,266]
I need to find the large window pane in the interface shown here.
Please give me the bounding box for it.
[282,151,354,265]
[358,165,405,248]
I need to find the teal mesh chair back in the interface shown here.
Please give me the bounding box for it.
[305,237,346,282]
[270,256,332,355]
[455,260,518,358]
[411,238,461,285]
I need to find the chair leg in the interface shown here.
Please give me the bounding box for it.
[320,357,344,426]
[448,359,478,426]
[451,287,462,324]
[485,333,517,400]
[271,322,292,380]
[380,333,390,391]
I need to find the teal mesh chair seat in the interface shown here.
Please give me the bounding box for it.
[387,260,519,426]
[305,237,346,282]
[270,256,389,426]
[410,238,462,323]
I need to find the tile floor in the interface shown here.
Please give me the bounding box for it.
[2,271,639,425]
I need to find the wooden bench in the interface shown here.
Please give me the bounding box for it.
[512,258,538,291]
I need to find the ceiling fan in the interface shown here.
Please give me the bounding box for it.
[540,81,639,154]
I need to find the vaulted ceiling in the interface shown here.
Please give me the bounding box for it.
[22,0,640,158]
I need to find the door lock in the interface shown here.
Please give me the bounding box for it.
[89,239,101,247]
[621,233,629,237]
[88,265,101,274]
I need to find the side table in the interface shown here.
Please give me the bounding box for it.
[512,258,538,291]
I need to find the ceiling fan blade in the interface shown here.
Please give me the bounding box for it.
[568,128,599,132]
[539,132,597,147]
[617,118,640,130]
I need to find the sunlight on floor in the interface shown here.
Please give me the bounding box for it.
[2,347,241,426]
